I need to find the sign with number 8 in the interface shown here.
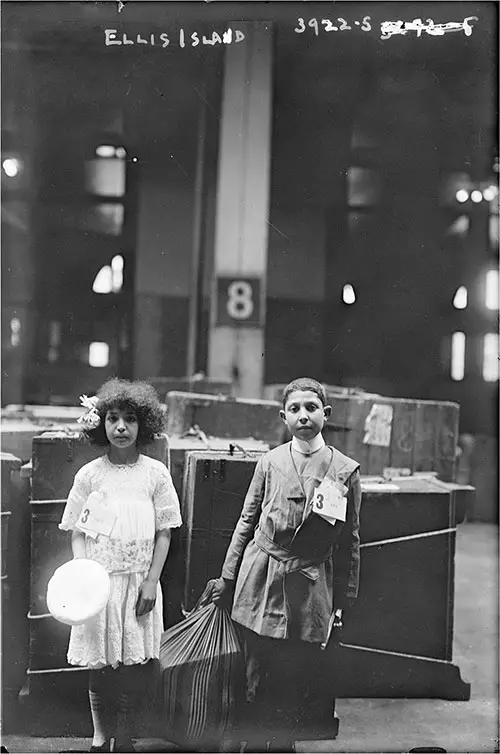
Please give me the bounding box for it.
[216,276,262,326]
[227,281,254,319]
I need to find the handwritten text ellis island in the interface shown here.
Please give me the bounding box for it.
[104,28,246,48]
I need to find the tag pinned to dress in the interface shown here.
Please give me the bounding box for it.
[76,491,117,539]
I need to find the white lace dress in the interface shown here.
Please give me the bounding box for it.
[59,453,182,669]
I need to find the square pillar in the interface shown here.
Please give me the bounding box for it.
[207,22,273,398]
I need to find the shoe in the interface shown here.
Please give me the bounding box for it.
[90,743,111,753]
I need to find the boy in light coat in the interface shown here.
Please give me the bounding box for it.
[213,377,362,752]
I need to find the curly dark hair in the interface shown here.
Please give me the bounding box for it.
[83,378,166,447]
[282,377,327,408]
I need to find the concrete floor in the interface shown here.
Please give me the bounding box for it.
[2,522,498,754]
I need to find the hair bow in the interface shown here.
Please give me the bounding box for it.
[77,394,101,430]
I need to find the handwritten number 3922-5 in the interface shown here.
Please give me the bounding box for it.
[294,17,371,34]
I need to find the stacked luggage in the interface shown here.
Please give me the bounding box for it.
[18,379,474,740]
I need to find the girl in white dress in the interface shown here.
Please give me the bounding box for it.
[59,379,182,753]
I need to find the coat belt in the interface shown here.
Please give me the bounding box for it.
[253,528,329,581]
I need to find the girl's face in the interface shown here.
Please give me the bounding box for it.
[104,406,139,449]
[280,389,331,441]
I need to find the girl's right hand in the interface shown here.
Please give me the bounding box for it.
[212,577,234,608]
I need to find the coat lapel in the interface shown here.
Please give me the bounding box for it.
[324,446,360,486]
[269,442,305,499]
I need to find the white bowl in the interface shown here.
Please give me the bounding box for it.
[47,559,110,626]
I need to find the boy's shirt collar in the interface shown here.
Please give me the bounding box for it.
[291,433,325,456]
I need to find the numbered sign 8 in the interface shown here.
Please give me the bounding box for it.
[216,276,262,327]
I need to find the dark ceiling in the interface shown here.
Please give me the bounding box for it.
[2,2,497,175]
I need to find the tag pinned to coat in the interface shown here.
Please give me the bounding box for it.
[312,478,348,525]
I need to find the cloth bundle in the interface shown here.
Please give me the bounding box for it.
[46,559,110,626]
[157,580,244,749]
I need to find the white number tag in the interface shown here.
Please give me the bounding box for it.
[76,491,117,539]
[312,478,348,526]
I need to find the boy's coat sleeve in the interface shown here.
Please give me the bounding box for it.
[221,456,267,581]
[333,468,362,609]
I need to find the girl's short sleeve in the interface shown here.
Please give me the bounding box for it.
[153,465,183,531]
[59,465,91,531]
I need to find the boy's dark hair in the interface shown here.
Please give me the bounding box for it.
[84,378,166,447]
[282,377,327,408]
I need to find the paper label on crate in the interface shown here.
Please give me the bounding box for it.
[76,491,117,539]
[312,478,347,525]
[363,404,394,447]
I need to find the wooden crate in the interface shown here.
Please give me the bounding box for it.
[264,384,460,482]
[181,450,267,612]
[164,439,268,628]
[347,477,461,660]
[149,377,233,402]
[332,475,472,699]
[328,395,459,482]
[168,436,269,500]
[1,452,31,721]
[166,391,283,447]
[1,421,63,465]
[1,406,83,462]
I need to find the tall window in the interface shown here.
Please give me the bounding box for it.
[483,333,499,382]
[451,332,466,381]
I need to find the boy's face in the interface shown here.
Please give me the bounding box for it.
[280,390,331,441]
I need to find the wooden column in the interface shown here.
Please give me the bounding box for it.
[207,22,273,398]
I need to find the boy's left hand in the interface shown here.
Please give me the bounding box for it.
[333,608,343,629]
[136,578,157,616]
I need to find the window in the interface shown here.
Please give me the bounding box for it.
[92,256,124,294]
[89,342,109,368]
[48,321,61,363]
[111,255,124,292]
[85,158,126,198]
[81,203,124,236]
[489,215,499,250]
[93,266,113,294]
[82,147,126,236]
[451,332,466,381]
[347,168,381,207]
[483,334,499,382]
[446,215,469,237]
[96,145,127,159]
[10,317,21,347]
[2,158,21,178]
[485,269,499,310]
[342,284,356,304]
[350,126,378,150]
[452,286,467,309]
